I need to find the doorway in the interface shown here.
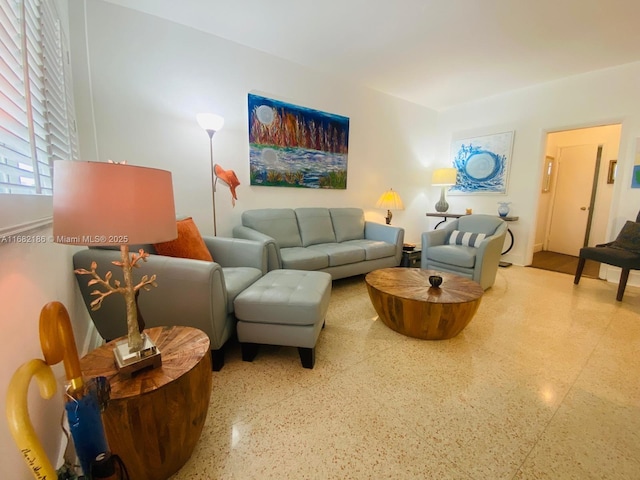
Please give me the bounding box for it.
[532,124,622,276]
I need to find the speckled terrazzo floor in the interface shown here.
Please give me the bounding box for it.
[170,266,640,480]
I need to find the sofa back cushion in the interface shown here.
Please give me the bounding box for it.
[330,208,365,242]
[241,209,302,248]
[295,208,336,246]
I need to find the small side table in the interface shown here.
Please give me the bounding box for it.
[401,249,421,268]
[80,326,211,480]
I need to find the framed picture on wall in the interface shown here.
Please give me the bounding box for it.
[607,160,617,184]
[633,138,640,189]
[448,131,515,195]
[247,93,349,189]
[542,156,554,192]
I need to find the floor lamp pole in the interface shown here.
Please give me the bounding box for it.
[207,130,217,236]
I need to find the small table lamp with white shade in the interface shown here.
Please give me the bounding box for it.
[431,167,458,213]
[53,160,177,376]
[376,188,404,225]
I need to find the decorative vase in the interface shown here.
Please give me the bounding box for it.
[497,202,511,217]
[429,275,443,288]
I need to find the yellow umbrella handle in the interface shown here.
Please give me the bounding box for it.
[39,301,84,394]
[6,359,58,480]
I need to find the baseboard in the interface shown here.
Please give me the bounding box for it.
[604,265,640,288]
[533,243,543,253]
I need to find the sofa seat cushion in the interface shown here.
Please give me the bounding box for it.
[307,243,366,267]
[295,208,337,246]
[426,245,476,268]
[280,247,329,270]
[342,239,396,260]
[222,267,263,312]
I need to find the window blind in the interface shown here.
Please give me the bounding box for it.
[0,0,77,195]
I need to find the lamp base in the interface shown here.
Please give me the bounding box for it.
[114,333,162,378]
[435,187,449,212]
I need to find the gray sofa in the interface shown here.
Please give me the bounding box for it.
[232,207,404,279]
[73,236,268,370]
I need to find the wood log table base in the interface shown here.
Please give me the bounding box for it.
[365,268,484,340]
[80,326,212,480]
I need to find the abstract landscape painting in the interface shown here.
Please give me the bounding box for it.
[449,131,514,195]
[248,93,349,189]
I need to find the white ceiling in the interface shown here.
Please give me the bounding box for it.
[103,0,640,110]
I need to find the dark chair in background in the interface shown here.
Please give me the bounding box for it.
[574,211,640,301]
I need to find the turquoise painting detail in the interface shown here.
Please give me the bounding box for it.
[248,94,349,189]
[449,131,514,195]
[632,165,640,188]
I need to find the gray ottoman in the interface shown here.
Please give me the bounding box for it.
[233,270,332,369]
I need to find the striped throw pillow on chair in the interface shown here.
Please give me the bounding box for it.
[447,230,487,248]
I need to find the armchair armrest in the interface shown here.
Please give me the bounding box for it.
[203,236,268,275]
[233,225,281,270]
[473,222,507,287]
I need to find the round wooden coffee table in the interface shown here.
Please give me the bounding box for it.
[80,326,211,480]
[365,268,484,340]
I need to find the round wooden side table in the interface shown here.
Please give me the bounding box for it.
[80,326,211,480]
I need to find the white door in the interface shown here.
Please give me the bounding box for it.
[547,144,598,256]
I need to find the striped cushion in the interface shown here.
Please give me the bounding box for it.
[447,230,487,248]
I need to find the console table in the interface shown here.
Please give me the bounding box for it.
[425,212,519,266]
[80,326,211,480]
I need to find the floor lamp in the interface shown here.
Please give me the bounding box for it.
[197,113,225,236]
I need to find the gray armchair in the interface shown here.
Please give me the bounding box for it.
[421,214,507,290]
[73,236,268,370]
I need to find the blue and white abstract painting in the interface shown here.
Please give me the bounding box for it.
[449,131,514,194]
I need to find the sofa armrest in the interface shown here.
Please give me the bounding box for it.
[364,221,405,263]
[203,236,268,275]
[73,248,230,350]
[233,225,281,270]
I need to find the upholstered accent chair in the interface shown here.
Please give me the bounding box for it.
[574,210,640,301]
[421,214,507,290]
[73,236,268,371]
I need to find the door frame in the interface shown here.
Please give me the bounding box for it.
[535,123,621,264]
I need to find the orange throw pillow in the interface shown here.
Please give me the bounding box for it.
[153,217,213,262]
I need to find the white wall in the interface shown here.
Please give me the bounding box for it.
[70,0,439,246]
[0,230,92,479]
[436,61,640,273]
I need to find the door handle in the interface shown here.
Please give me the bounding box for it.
[580,207,587,210]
